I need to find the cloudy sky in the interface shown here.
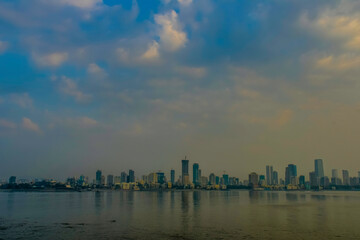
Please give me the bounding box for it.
[1,0,360,181]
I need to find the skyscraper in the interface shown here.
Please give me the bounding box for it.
[223,174,229,185]
[314,159,324,184]
[309,171,318,188]
[170,169,175,184]
[272,171,279,185]
[120,171,128,183]
[193,163,199,185]
[248,172,259,188]
[285,164,297,185]
[332,169,338,178]
[182,157,189,185]
[299,175,305,186]
[209,173,216,185]
[107,174,114,187]
[156,172,165,184]
[128,169,135,183]
[266,165,273,185]
[342,170,350,186]
[96,170,102,186]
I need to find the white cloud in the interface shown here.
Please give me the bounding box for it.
[116,48,130,63]
[0,119,17,129]
[178,0,192,6]
[176,66,206,78]
[79,117,98,127]
[0,41,9,54]
[10,93,33,108]
[33,52,68,67]
[141,41,160,60]
[300,6,360,50]
[22,117,40,132]
[59,76,92,103]
[87,63,107,77]
[49,0,102,9]
[155,10,187,51]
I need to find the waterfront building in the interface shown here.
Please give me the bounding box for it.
[309,171,318,188]
[266,165,273,185]
[148,173,158,184]
[200,176,208,187]
[320,176,330,188]
[9,176,16,184]
[223,174,229,185]
[182,157,189,185]
[120,172,128,183]
[299,175,305,186]
[107,175,114,187]
[315,159,324,179]
[193,163,199,185]
[128,169,135,183]
[215,176,220,185]
[249,172,259,188]
[342,170,350,186]
[272,171,278,185]
[96,170,102,186]
[285,164,297,185]
[170,169,175,184]
[114,176,121,185]
[209,173,216,185]
[157,172,165,184]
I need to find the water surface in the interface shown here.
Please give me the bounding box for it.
[1,190,359,239]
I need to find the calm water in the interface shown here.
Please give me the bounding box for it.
[1,190,360,239]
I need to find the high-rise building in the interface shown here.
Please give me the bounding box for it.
[170,169,175,184]
[9,176,16,184]
[107,175,114,187]
[285,164,297,185]
[193,163,199,184]
[96,170,102,186]
[120,171,128,183]
[342,170,350,186]
[266,165,273,185]
[223,174,229,185]
[309,171,318,188]
[157,172,165,184]
[314,159,324,186]
[358,171,360,178]
[299,175,305,186]
[332,169,338,178]
[182,157,189,185]
[209,173,216,185]
[248,172,259,188]
[272,171,279,185]
[215,176,220,185]
[114,176,121,184]
[128,169,135,183]
[148,173,157,184]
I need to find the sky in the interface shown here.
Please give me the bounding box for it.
[1,0,360,181]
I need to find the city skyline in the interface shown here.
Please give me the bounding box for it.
[2,1,360,180]
[3,157,360,188]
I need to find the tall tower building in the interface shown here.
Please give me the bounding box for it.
[193,163,199,184]
[248,172,259,188]
[96,170,102,186]
[107,175,114,187]
[332,169,338,178]
[170,169,175,184]
[314,159,324,180]
[182,156,189,185]
[266,165,273,185]
[120,171,127,183]
[285,164,297,185]
[209,173,216,185]
[342,170,350,186]
[272,171,279,185]
[128,169,135,183]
